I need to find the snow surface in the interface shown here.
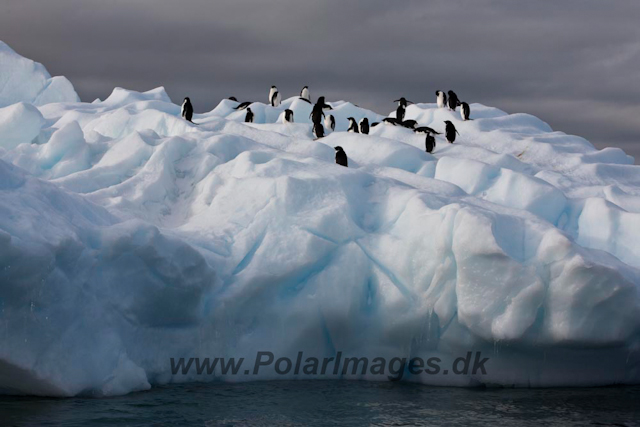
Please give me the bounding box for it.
[1,42,640,396]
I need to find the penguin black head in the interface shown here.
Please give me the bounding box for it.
[271,85,277,88]
[184,97,191,103]
[447,90,456,96]
[334,146,344,152]
[317,96,325,104]
[348,117,356,122]
[247,108,252,113]
[284,109,294,121]
[228,96,238,102]
[435,91,440,96]
[302,86,308,89]
[444,120,453,126]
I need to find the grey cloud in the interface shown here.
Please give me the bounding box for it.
[1,0,638,160]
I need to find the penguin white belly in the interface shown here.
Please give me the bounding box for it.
[437,94,444,108]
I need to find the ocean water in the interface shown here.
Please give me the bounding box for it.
[1,381,638,426]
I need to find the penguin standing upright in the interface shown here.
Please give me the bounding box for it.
[300,86,311,103]
[313,122,325,139]
[359,118,369,134]
[394,97,413,122]
[181,97,194,122]
[245,108,254,123]
[324,114,336,131]
[436,91,447,108]
[425,133,436,153]
[447,90,460,111]
[335,146,348,167]
[310,96,332,126]
[347,117,359,133]
[444,120,459,143]
[269,86,281,107]
[284,109,294,123]
[460,102,471,121]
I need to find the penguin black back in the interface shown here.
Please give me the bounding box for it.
[359,118,369,135]
[313,122,325,139]
[447,91,460,111]
[234,101,252,110]
[414,126,441,135]
[444,120,458,143]
[334,146,348,167]
[425,133,436,153]
[245,108,254,123]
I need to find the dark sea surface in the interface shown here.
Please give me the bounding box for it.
[1,381,638,426]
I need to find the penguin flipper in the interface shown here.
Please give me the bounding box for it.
[299,97,312,104]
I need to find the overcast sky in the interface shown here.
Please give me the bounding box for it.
[1,0,639,160]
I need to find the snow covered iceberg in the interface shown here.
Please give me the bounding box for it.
[0,41,79,108]
[0,42,639,396]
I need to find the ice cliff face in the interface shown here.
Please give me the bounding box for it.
[0,42,639,396]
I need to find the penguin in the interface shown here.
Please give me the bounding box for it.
[283,109,294,123]
[335,146,348,167]
[347,117,359,133]
[300,86,311,103]
[245,108,254,123]
[447,90,460,111]
[181,97,194,122]
[234,101,252,110]
[310,97,332,125]
[359,117,370,135]
[394,97,413,122]
[436,91,447,108]
[370,122,380,127]
[269,86,281,107]
[460,102,471,121]
[425,133,436,153]
[444,120,459,143]
[382,117,402,126]
[228,96,238,102]
[401,119,417,129]
[414,126,441,135]
[324,114,336,131]
[313,122,325,139]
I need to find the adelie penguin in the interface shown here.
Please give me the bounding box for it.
[436,90,447,108]
[444,120,459,143]
[460,102,471,121]
[310,96,332,125]
[347,117,359,133]
[394,97,413,122]
[414,128,437,153]
[300,86,311,103]
[334,146,348,167]
[245,108,254,123]
[269,86,281,107]
[414,126,441,135]
[447,90,460,111]
[359,118,369,134]
[324,114,335,131]
[234,101,252,110]
[181,97,195,123]
[283,109,294,123]
[313,122,325,139]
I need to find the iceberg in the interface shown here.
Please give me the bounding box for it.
[0,42,639,396]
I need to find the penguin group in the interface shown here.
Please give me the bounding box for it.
[180,85,474,168]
